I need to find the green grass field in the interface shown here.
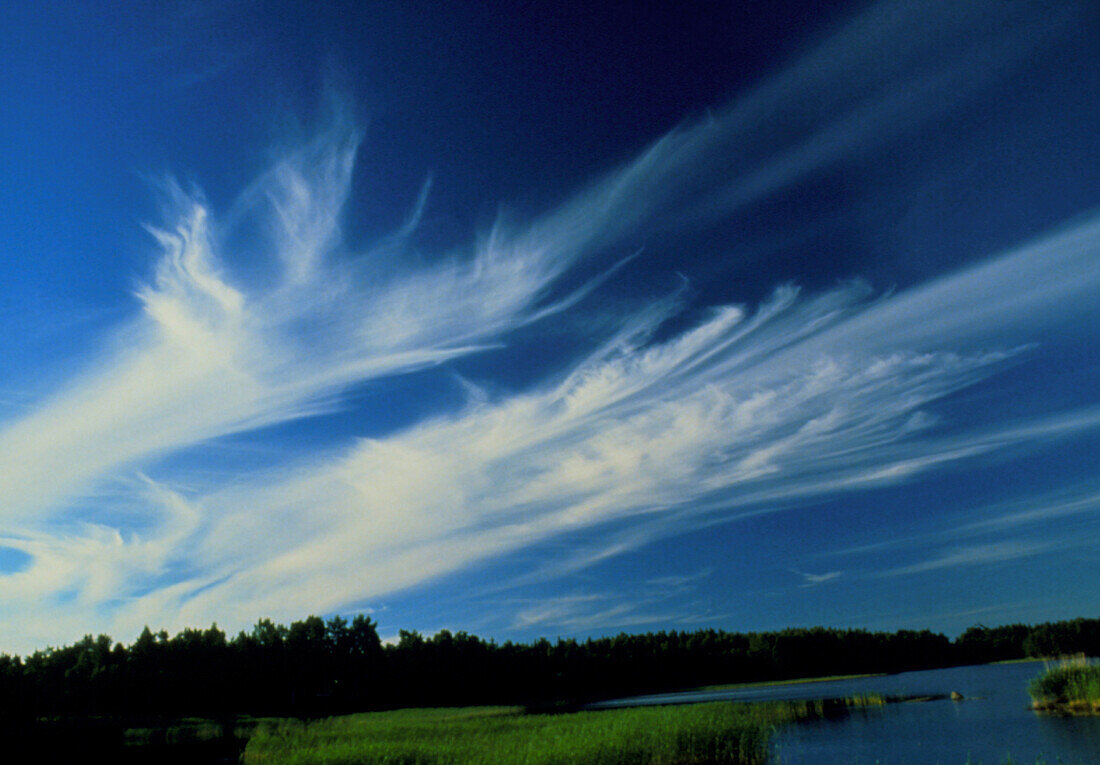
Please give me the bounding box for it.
[242,698,884,765]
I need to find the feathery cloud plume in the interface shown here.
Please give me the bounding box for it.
[0,0,1097,649]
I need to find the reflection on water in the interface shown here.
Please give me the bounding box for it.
[3,717,246,764]
[596,662,1100,764]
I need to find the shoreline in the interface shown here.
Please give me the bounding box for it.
[688,672,887,693]
[1031,699,1100,716]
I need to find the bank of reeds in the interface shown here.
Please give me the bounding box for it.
[1028,655,1100,715]
[242,697,886,765]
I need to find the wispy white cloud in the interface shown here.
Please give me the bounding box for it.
[791,570,843,588]
[0,0,1097,650]
[645,570,713,589]
[566,0,1078,243]
[0,104,613,531]
[54,234,1097,639]
[815,480,1100,586]
[511,582,722,634]
[875,541,1053,578]
[955,485,1100,535]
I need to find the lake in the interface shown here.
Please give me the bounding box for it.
[2,717,247,764]
[591,661,1100,764]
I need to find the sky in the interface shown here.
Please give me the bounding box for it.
[0,0,1097,653]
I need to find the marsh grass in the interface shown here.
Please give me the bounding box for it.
[1028,656,1100,714]
[242,697,887,765]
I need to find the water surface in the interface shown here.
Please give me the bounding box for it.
[593,662,1100,764]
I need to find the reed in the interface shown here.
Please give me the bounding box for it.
[242,698,884,765]
[1028,655,1100,714]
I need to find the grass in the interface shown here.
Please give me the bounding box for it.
[1028,656,1100,715]
[242,697,888,765]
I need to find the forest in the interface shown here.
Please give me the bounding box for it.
[0,615,1096,720]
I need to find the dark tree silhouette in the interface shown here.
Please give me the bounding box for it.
[0,614,1095,719]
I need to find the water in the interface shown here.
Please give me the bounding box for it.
[592,662,1100,764]
[2,717,246,764]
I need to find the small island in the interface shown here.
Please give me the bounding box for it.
[1029,657,1100,715]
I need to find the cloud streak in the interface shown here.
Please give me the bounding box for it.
[818,481,1100,584]
[22,223,1095,643]
[0,0,1097,649]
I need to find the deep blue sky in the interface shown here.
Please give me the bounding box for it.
[0,0,1097,652]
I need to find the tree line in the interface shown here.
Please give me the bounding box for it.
[0,615,1095,719]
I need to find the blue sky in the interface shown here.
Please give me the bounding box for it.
[0,0,1098,653]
